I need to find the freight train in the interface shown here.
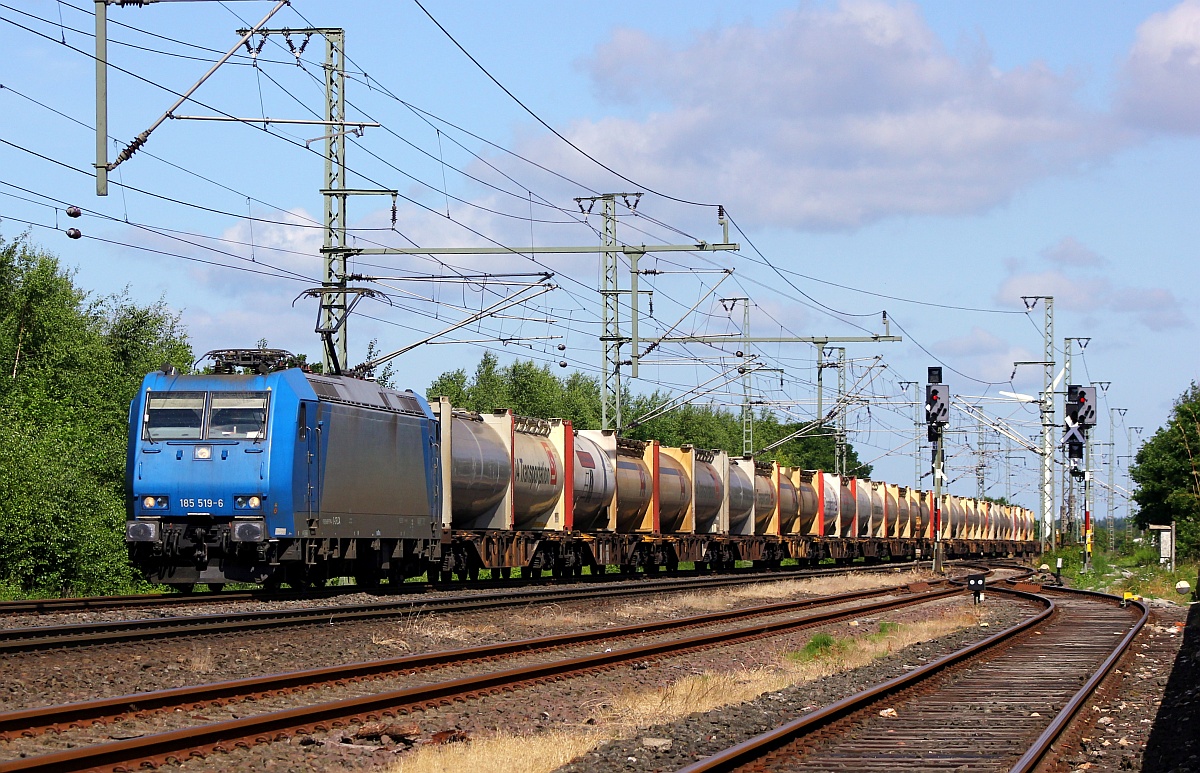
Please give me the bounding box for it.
[124,350,1038,590]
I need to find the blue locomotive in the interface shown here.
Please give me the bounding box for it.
[125,350,1038,590]
[125,351,441,589]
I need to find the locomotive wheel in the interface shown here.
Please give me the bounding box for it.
[174,584,196,595]
[207,583,225,593]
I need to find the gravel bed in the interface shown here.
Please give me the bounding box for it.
[0,572,935,713]
[0,566,942,631]
[0,591,926,763]
[1049,601,1198,773]
[0,578,650,630]
[556,595,1035,773]
[137,594,1034,773]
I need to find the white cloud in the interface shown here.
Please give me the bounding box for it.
[994,240,1190,331]
[1117,0,1200,133]
[935,326,1012,357]
[1120,286,1190,330]
[995,269,1108,312]
[932,327,1037,387]
[1041,236,1106,267]
[520,0,1119,229]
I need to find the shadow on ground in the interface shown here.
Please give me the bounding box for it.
[1142,596,1200,772]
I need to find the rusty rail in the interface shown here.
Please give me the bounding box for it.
[0,559,964,618]
[1009,587,1150,772]
[0,583,969,772]
[0,563,958,653]
[674,583,1145,773]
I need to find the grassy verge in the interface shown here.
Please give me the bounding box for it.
[1041,546,1198,602]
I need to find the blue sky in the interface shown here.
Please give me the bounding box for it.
[2,0,1198,513]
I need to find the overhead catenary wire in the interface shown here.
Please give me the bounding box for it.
[2,4,1057,496]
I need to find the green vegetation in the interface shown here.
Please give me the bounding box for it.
[1042,544,1198,601]
[789,632,839,661]
[429,353,871,475]
[0,235,192,598]
[1130,382,1200,559]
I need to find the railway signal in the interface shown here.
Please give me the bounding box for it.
[926,367,949,574]
[1065,385,1097,427]
[1064,384,1097,571]
[925,384,950,428]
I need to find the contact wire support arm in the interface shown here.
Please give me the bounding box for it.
[105,0,289,172]
[346,283,557,378]
[293,287,386,376]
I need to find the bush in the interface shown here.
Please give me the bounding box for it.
[0,235,191,597]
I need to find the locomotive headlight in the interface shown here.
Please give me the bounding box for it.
[143,496,155,509]
[141,496,168,510]
[194,445,212,460]
[248,495,261,509]
[234,495,263,510]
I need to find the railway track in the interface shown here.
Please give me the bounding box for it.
[0,561,936,617]
[0,563,948,653]
[0,577,1011,773]
[674,584,1147,773]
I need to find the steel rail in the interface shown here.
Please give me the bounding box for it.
[674,585,1056,772]
[0,564,947,653]
[0,561,935,617]
[1009,587,1149,772]
[0,580,950,740]
[0,584,969,772]
[673,584,1143,773]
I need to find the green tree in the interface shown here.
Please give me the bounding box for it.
[561,372,601,430]
[363,338,396,389]
[427,367,469,407]
[751,413,872,477]
[503,359,563,419]
[427,354,869,475]
[0,235,193,596]
[1131,382,1200,558]
[466,351,509,412]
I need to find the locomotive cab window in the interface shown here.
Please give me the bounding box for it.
[144,392,206,440]
[209,392,269,439]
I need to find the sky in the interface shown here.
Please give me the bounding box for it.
[2,0,1198,516]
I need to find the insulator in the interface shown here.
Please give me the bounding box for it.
[65,228,82,240]
[735,350,744,358]
[737,367,747,375]
[559,361,568,368]
[66,206,82,218]
[557,344,566,351]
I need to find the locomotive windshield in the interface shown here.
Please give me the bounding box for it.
[144,392,205,440]
[209,392,269,439]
